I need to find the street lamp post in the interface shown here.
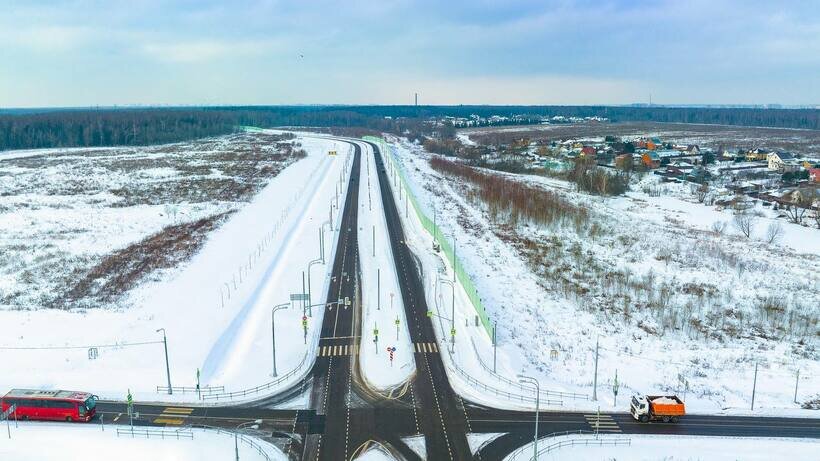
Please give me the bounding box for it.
[518,375,540,461]
[320,220,332,264]
[307,258,323,315]
[271,303,290,377]
[156,328,172,395]
[234,420,263,461]
[439,279,456,347]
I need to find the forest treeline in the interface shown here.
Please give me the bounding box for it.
[1,105,818,151]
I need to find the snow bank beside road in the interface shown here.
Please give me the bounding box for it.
[0,422,284,461]
[505,434,820,461]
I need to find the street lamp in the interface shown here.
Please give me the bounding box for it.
[234,420,263,461]
[307,258,323,314]
[439,278,456,347]
[271,303,290,377]
[156,328,172,395]
[320,220,332,263]
[518,375,540,461]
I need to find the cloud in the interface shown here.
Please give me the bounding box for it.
[1,25,94,53]
[141,39,273,64]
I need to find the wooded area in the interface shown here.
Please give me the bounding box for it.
[1,105,817,151]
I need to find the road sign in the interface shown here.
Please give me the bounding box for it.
[290,293,309,301]
[394,318,400,325]
[345,297,351,306]
[328,150,337,156]
[426,310,433,318]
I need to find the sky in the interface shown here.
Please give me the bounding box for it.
[1,0,819,107]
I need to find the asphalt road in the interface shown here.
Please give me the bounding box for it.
[90,138,820,461]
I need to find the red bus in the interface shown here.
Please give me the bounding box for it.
[1,389,97,422]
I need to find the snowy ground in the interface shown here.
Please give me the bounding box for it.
[0,421,284,461]
[0,132,353,403]
[356,141,415,389]
[383,136,819,415]
[504,434,820,461]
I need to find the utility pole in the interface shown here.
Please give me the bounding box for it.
[751,362,758,411]
[592,336,599,401]
[794,369,800,404]
[377,269,380,310]
[372,225,375,257]
[157,328,172,395]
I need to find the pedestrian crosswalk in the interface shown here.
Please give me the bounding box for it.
[413,342,439,354]
[153,407,193,425]
[319,344,360,357]
[584,413,621,433]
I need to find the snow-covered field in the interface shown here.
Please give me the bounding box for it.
[384,136,819,414]
[505,434,820,461]
[0,422,284,461]
[0,131,353,403]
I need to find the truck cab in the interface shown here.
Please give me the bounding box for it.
[630,395,650,422]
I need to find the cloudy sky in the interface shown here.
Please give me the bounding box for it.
[1,0,818,107]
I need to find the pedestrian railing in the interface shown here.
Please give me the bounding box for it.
[191,424,277,461]
[469,338,589,400]
[116,427,194,440]
[155,385,225,395]
[448,359,563,407]
[201,332,318,402]
[506,430,631,460]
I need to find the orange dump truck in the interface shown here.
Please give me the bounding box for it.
[630,395,685,423]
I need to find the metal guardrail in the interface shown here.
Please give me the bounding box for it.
[201,348,312,401]
[540,436,631,456]
[449,359,562,407]
[155,385,225,395]
[469,338,589,401]
[192,425,276,461]
[116,427,194,440]
[506,430,631,460]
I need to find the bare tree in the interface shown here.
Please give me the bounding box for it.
[733,211,756,238]
[694,183,710,203]
[813,207,820,229]
[784,189,815,225]
[711,220,727,235]
[765,221,783,244]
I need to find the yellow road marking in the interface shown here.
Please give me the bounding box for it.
[163,407,194,415]
[153,417,185,425]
